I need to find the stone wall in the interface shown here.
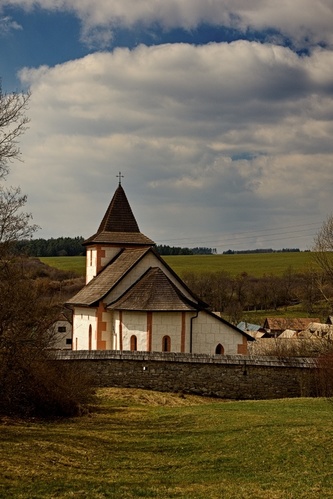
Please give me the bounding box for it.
[53,351,318,400]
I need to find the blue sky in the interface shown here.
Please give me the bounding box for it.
[1,1,333,251]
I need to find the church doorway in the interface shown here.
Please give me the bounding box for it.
[162,335,171,352]
[130,335,137,351]
[215,343,224,355]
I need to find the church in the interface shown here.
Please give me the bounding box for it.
[67,178,252,355]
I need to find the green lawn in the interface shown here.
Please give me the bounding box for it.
[40,251,317,278]
[1,388,333,498]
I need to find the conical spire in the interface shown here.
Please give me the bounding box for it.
[84,184,155,247]
[97,185,140,234]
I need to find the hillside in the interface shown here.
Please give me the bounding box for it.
[40,251,317,278]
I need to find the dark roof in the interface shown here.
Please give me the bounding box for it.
[67,247,150,306]
[99,184,139,232]
[263,317,320,331]
[84,231,154,246]
[84,185,155,246]
[108,267,198,311]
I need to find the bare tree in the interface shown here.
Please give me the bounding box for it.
[0,83,30,179]
[0,186,39,254]
[0,82,95,417]
[0,84,38,255]
[313,215,333,279]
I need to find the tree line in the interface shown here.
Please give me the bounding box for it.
[14,239,217,257]
[223,248,301,254]
[156,245,216,255]
[16,236,86,257]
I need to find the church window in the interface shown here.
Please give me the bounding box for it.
[215,343,224,355]
[162,335,171,352]
[130,335,137,351]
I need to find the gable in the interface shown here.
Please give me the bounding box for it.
[108,267,197,311]
[103,248,206,308]
[67,247,150,306]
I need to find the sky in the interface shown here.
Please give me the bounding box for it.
[1,1,333,252]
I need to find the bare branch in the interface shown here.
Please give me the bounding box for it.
[0,186,39,255]
[0,83,30,179]
[313,214,333,281]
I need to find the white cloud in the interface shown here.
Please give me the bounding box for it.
[10,40,332,250]
[3,0,333,48]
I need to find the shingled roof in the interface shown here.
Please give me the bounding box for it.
[263,317,320,332]
[108,267,198,311]
[67,247,150,306]
[84,185,155,246]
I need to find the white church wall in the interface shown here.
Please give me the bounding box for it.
[151,312,183,352]
[100,247,121,269]
[121,311,148,351]
[72,307,98,350]
[86,248,97,283]
[101,308,113,350]
[192,312,245,355]
[86,247,121,284]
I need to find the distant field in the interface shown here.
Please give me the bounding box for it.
[40,256,86,276]
[166,252,317,277]
[1,388,333,498]
[40,251,318,278]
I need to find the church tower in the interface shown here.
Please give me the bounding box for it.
[83,176,154,283]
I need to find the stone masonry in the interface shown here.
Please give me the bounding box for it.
[53,351,318,399]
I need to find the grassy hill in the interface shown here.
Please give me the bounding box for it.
[1,388,333,498]
[40,251,317,278]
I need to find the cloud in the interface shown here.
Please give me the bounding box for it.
[0,15,22,35]
[3,0,333,48]
[11,40,333,250]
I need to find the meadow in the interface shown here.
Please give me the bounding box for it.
[1,388,333,498]
[40,251,317,278]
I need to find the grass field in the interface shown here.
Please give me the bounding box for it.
[40,251,317,278]
[1,388,333,498]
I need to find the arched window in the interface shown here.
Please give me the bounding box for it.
[162,335,171,352]
[88,324,92,351]
[215,343,224,355]
[130,335,137,351]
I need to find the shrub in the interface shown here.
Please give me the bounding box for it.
[0,256,95,418]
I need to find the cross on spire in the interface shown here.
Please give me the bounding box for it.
[116,171,124,186]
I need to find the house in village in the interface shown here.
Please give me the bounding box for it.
[262,317,319,337]
[237,321,268,339]
[66,179,253,355]
[48,312,73,350]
